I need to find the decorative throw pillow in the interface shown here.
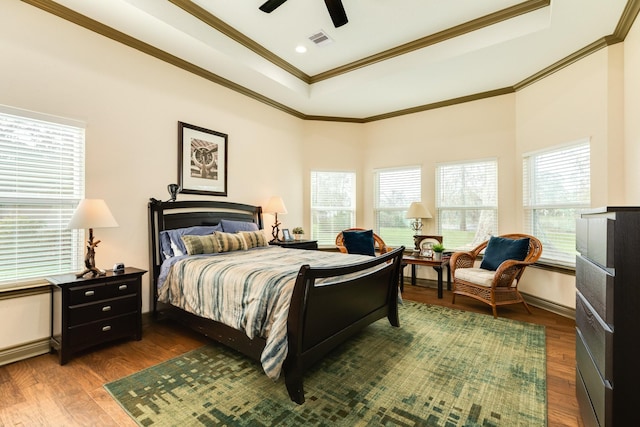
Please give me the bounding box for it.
[160,225,222,258]
[240,230,269,249]
[215,231,249,252]
[342,229,376,256]
[180,234,220,255]
[480,236,530,271]
[220,219,259,233]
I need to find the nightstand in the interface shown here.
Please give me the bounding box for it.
[47,267,146,365]
[269,239,318,250]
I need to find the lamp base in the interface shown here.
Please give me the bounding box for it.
[76,266,106,278]
[78,228,105,278]
[412,234,423,253]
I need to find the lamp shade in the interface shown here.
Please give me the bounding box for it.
[67,199,119,229]
[405,202,432,219]
[264,196,288,214]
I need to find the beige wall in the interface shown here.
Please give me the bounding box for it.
[516,46,625,208]
[300,121,365,227]
[1,0,639,334]
[624,11,640,203]
[362,94,517,233]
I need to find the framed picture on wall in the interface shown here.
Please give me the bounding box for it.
[178,121,228,196]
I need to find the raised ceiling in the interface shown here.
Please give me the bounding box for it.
[23,0,639,121]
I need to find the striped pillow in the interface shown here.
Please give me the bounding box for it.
[180,234,220,255]
[241,230,269,248]
[215,231,248,252]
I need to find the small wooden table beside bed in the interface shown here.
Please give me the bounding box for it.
[148,199,404,404]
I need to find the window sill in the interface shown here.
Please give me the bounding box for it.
[0,280,51,300]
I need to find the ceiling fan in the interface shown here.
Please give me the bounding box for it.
[259,0,348,28]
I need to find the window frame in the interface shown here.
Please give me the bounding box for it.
[373,165,422,249]
[0,105,85,290]
[523,139,591,268]
[310,170,356,246]
[435,158,498,251]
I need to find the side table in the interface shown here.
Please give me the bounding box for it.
[401,254,450,298]
[47,267,146,364]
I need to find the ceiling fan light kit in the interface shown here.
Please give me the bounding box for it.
[259,0,348,28]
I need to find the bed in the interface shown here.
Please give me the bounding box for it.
[148,198,404,404]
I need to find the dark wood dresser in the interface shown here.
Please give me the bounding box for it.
[47,267,146,364]
[575,207,640,426]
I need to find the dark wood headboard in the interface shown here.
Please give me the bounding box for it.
[148,198,263,308]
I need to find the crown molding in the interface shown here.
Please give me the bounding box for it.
[168,0,311,83]
[20,0,307,119]
[312,0,550,83]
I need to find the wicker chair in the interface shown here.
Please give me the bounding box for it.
[335,228,391,254]
[450,233,542,318]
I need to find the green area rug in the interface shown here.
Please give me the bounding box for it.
[104,301,546,426]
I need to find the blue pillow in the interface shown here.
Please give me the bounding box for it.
[160,225,222,258]
[480,236,530,271]
[342,229,376,256]
[220,219,259,233]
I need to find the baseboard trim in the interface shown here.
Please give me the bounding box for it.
[522,293,575,320]
[0,339,51,367]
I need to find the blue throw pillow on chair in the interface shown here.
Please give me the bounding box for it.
[480,236,530,271]
[342,229,376,256]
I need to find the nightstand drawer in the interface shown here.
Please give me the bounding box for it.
[68,277,138,305]
[67,313,138,351]
[68,295,138,326]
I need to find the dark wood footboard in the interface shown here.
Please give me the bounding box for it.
[284,246,404,404]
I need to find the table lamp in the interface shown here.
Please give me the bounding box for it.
[67,199,119,277]
[264,196,287,243]
[406,201,432,252]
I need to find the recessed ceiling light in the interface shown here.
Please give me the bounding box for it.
[295,45,307,54]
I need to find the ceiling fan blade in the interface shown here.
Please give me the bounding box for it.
[324,0,348,27]
[259,0,288,13]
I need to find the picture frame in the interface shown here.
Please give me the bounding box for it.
[281,229,292,241]
[178,121,228,196]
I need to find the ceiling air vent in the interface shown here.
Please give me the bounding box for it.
[308,30,333,47]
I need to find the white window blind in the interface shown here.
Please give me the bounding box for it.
[436,159,498,250]
[374,166,421,248]
[0,106,85,288]
[311,171,356,246]
[523,140,590,267]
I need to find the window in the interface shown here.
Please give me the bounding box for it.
[374,166,421,248]
[523,140,590,267]
[436,159,498,250]
[0,106,85,289]
[310,171,356,246]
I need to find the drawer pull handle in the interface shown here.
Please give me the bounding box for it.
[85,290,95,297]
[102,306,111,312]
[102,325,112,332]
[118,284,128,291]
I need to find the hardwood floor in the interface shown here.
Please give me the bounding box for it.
[0,285,582,426]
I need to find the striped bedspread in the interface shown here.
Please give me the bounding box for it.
[158,246,376,380]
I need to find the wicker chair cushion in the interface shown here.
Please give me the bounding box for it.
[480,236,530,271]
[454,268,518,287]
[342,229,376,256]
